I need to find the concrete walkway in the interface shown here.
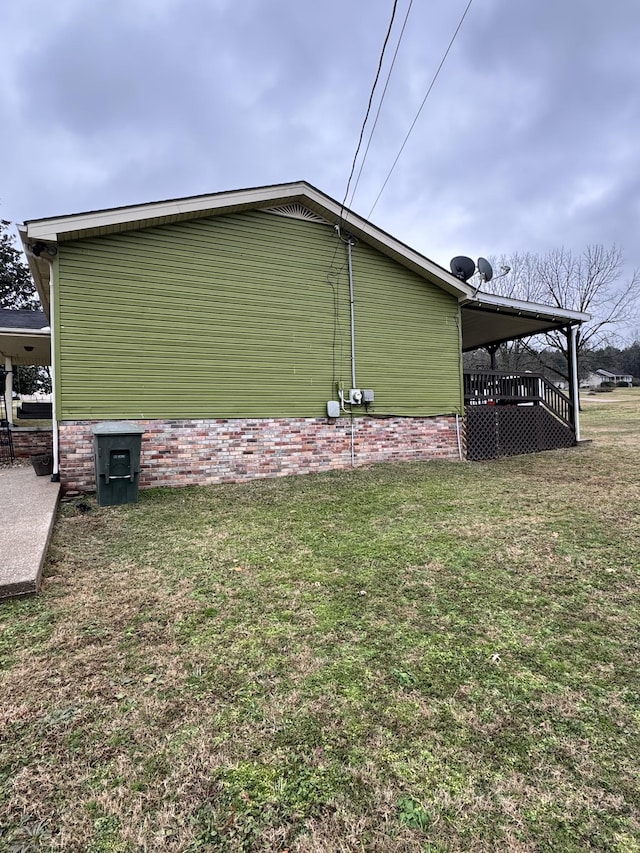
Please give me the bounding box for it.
[0,466,61,600]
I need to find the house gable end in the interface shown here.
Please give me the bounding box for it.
[22,181,473,308]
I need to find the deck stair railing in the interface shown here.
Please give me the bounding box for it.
[464,371,573,430]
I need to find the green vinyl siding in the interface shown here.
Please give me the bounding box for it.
[55,210,463,420]
[347,241,462,415]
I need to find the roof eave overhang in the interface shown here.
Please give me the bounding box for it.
[0,327,50,336]
[17,225,51,320]
[465,290,590,324]
[21,181,474,301]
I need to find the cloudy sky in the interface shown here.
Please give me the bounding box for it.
[1,0,639,321]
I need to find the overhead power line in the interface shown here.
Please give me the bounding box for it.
[348,0,415,210]
[367,0,476,219]
[339,0,399,225]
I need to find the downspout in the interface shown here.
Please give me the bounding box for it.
[43,258,60,482]
[569,324,581,442]
[347,238,357,389]
[346,238,357,467]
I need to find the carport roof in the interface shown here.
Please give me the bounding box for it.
[460,292,589,351]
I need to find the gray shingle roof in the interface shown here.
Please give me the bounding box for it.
[0,309,48,331]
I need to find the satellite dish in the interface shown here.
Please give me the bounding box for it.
[477,257,493,283]
[450,256,475,282]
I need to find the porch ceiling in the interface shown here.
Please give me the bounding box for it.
[461,293,590,351]
[0,311,51,366]
[0,330,51,366]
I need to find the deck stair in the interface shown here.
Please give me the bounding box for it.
[463,371,576,460]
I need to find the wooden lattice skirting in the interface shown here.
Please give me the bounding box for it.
[464,405,575,461]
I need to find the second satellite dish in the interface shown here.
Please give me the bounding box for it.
[477,257,493,283]
[450,256,475,282]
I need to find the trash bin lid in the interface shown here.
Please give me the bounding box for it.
[91,421,145,435]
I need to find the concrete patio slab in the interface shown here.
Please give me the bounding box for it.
[0,465,61,600]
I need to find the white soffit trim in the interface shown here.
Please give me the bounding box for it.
[0,327,50,335]
[17,225,51,319]
[469,290,590,324]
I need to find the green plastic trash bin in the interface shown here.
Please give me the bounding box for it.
[92,422,144,507]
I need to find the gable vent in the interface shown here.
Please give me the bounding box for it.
[264,203,331,225]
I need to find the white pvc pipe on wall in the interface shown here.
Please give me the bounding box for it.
[44,257,60,481]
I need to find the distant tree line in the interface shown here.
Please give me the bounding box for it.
[464,341,640,383]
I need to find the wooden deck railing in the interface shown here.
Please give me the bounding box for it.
[464,371,573,429]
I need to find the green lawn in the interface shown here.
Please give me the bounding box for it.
[1,392,640,851]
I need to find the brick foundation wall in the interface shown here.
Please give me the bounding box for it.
[11,428,54,459]
[58,416,461,493]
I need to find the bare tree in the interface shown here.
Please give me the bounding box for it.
[490,251,544,303]
[485,252,545,372]
[487,245,640,378]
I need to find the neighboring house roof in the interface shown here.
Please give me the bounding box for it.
[0,309,51,366]
[594,369,632,381]
[595,368,630,378]
[0,308,48,331]
[18,180,590,349]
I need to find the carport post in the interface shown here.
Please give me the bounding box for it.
[567,324,581,441]
[486,343,499,370]
[3,357,12,426]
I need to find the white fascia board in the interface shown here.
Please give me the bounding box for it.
[23,183,310,241]
[18,225,50,318]
[304,186,473,299]
[469,291,591,324]
[0,328,50,336]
